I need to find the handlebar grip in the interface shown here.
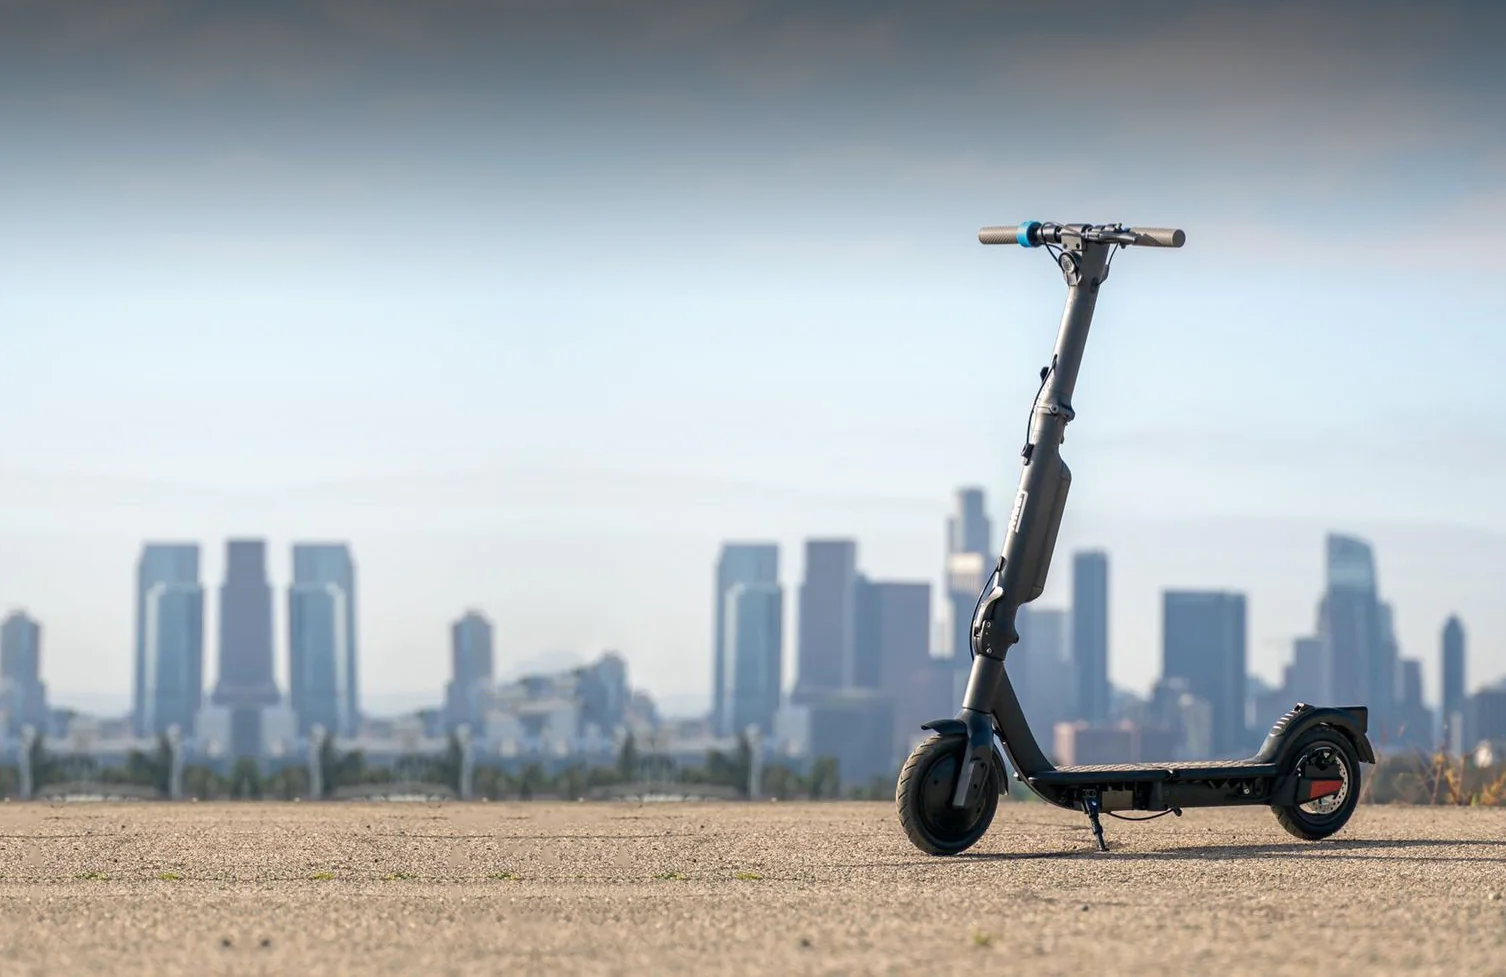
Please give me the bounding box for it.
[979,225,1031,246]
[1129,227,1186,248]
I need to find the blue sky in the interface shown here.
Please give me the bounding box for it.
[1,0,1504,716]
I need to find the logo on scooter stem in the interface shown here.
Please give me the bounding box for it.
[1010,489,1028,533]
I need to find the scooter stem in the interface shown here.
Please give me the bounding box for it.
[967,231,1110,669]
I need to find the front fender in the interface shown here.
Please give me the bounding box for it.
[918,718,1010,793]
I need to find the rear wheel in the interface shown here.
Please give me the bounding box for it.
[1271,727,1362,841]
[896,734,999,856]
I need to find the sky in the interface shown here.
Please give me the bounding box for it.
[2,0,1505,719]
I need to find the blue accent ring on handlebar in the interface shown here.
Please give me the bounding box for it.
[1017,221,1042,247]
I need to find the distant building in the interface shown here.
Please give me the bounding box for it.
[133,544,200,736]
[1471,687,1506,748]
[445,611,495,731]
[711,543,779,736]
[1390,657,1434,751]
[1071,551,1110,724]
[288,581,353,737]
[291,544,359,731]
[944,550,987,671]
[1149,676,1215,759]
[1317,534,1388,722]
[853,579,933,758]
[1441,616,1467,754]
[722,582,783,738]
[141,582,205,737]
[1283,636,1325,705]
[948,487,992,559]
[1011,606,1076,756]
[780,688,896,789]
[795,540,859,697]
[575,652,630,738]
[1374,601,1403,741]
[211,540,281,758]
[1162,590,1247,757]
[853,580,930,693]
[1249,672,1286,737]
[1053,720,1175,767]
[0,611,47,734]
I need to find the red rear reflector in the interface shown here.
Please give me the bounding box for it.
[1306,779,1343,800]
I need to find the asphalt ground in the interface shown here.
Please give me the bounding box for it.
[1,800,1503,976]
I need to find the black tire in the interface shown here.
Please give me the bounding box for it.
[896,734,999,856]
[1271,726,1362,842]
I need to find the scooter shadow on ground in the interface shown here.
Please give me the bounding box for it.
[956,836,1506,864]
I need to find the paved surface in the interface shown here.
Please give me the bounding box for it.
[1,800,1503,976]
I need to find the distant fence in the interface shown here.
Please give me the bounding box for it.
[32,782,164,801]
[330,781,459,801]
[585,782,745,801]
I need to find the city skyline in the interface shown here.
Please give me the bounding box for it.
[4,513,1503,728]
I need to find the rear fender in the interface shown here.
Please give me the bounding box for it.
[1256,704,1377,766]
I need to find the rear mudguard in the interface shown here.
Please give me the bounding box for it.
[919,718,1011,795]
[1255,704,1376,766]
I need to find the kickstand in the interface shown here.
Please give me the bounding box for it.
[1081,792,1108,852]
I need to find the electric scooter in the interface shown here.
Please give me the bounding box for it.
[897,221,1375,855]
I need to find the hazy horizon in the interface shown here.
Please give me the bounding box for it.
[4,0,1505,717]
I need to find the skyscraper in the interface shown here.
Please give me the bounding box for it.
[133,543,200,735]
[445,610,494,731]
[722,582,783,737]
[1162,590,1248,756]
[212,540,280,758]
[1375,601,1400,732]
[851,578,933,756]
[288,581,352,737]
[0,611,47,734]
[711,543,779,736]
[795,539,859,697]
[945,488,993,660]
[947,487,992,559]
[945,552,988,664]
[1071,551,1110,723]
[291,544,359,731]
[1317,534,1386,723]
[1397,659,1424,709]
[1441,616,1466,753]
[1283,636,1325,704]
[1388,656,1436,750]
[1012,606,1076,751]
[853,580,931,695]
[141,582,204,736]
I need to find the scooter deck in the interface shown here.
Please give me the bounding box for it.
[1029,759,1280,786]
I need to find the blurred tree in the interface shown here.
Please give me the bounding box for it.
[262,765,310,800]
[181,765,225,800]
[808,757,840,799]
[556,764,589,800]
[760,765,805,800]
[616,732,638,782]
[517,762,547,800]
[228,757,263,799]
[472,765,514,800]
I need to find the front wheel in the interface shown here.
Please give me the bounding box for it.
[896,734,998,856]
[1271,727,1362,841]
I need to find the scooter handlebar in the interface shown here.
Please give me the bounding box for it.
[979,222,1186,249]
[1126,227,1186,248]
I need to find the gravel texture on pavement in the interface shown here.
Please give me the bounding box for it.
[0,800,1503,976]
